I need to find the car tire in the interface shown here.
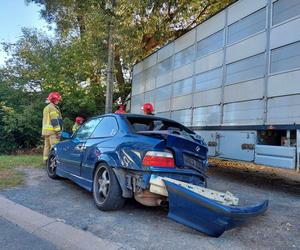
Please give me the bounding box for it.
[47,151,58,179]
[93,163,125,211]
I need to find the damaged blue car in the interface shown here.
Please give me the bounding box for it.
[47,113,268,237]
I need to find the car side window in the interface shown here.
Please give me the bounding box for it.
[90,117,118,138]
[74,118,102,140]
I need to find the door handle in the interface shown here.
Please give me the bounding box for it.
[75,144,86,151]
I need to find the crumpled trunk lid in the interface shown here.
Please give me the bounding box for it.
[137,131,208,174]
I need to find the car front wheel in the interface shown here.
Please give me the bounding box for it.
[93,163,125,211]
[47,151,58,179]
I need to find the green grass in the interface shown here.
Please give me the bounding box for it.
[0,155,44,189]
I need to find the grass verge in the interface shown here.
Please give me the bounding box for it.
[0,155,43,189]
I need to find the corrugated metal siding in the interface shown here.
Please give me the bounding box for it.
[267,95,300,124]
[171,109,192,126]
[192,106,221,126]
[226,32,266,63]
[223,100,264,125]
[196,11,226,41]
[224,78,264,103]
[131,0,300,126]
[268,70,300,97]
[270,17,300,49]
[193,88,221,107]
[272,0,300,25]
[227,0,267,25]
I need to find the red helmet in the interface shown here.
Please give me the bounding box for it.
[115,109,126,114]
[142,103,154,114]
[115,104,126,114]
[47,92,61,103]
[75,116,84,124]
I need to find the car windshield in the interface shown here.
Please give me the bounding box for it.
[126,116,201,141]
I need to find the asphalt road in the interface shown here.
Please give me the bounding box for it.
[0,217,58,250]
[1,165,300,250]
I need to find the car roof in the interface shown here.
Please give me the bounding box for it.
[105,113,176,123]
[89,113,194,134]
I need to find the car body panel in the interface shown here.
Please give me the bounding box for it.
[57,138,86,176]
[165,180,268,237]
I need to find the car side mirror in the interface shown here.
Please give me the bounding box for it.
[61,131,71,140]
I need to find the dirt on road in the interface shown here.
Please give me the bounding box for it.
[1,163,300,250]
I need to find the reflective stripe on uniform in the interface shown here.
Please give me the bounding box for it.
[42,103,62,136]
[44,128,56,131]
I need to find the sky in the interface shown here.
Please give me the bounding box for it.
[0,0,54,65]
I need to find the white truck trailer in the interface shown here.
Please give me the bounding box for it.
[130,0,300,171]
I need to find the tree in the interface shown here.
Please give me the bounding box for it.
[0,29,107,153]
[27,0,234,90]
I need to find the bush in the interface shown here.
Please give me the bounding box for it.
[0,103,43,154]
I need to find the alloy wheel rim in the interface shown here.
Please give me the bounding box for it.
[97,168,110,202]
[49,155,56,174]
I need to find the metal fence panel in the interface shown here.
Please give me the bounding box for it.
[227,7,266,44]
[270,41,300,73]
[267,95,300,124]
[197,11,226,41]
[195,50,224,74]
[255,145,296,169]
[193,88,222,107]
[226,53,265,85]
[270,16,300,49]
[223,100,264,125]
[171,109,192,126]
[192,105,221,126]
[272,0,300,25]
[268,70,300,97]
[226,32,266,63]
[197,30,224,58]
[224,78,264,103]
[228,0,267,25]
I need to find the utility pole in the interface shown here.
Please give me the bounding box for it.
[105,0,115,113]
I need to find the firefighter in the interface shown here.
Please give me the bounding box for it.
[72,116,84,133]
[115,104,126,114]
[42,92,63,163]
[141,103,154,115]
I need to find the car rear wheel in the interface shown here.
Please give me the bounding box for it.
[47,152,58,179]
[93,163,125,211]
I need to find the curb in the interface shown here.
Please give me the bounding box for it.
[0,195,127,250]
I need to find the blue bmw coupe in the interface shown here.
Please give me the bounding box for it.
[47,113,268,237]
[47,113,208,210]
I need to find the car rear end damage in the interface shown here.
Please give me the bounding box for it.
[149,175,268,237]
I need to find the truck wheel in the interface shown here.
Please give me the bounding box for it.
[93,163,125,211]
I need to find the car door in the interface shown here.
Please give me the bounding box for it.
[59,118,102,176]
[80,116,119,180]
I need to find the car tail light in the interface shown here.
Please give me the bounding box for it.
[142,151,175,168]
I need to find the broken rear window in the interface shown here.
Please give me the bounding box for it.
[126,117,193,134]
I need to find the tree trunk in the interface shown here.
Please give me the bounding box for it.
[114,46,125,85]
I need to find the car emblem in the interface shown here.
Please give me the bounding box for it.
[195,146,200,152]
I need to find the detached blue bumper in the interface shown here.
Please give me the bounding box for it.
[165,180,268,237]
